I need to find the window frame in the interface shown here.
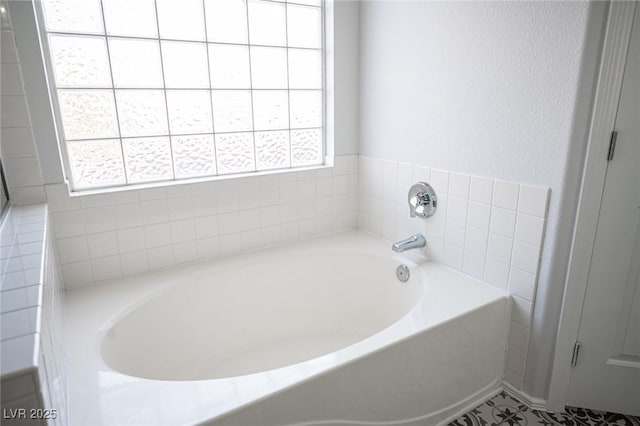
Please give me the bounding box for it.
[32,0,334,195]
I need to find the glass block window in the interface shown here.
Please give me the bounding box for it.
[40,0,324,190]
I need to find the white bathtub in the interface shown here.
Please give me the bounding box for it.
[64,231,510,426]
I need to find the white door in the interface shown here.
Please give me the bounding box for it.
[567,5,640,416]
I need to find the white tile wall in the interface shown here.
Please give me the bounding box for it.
[47,155,358,288]
[358,155,550,390]
[0,7,46,205]
[0,204,67,425]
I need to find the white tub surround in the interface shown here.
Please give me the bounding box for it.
[46,154,358,289]
[357,156,550,390]
[64,231,509,426]
[0,204,67,425]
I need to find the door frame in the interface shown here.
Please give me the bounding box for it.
[547,0,637,412]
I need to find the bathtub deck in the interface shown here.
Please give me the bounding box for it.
[63,230,508,426]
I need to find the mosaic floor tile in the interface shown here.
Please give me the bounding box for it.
[448,390,640,426]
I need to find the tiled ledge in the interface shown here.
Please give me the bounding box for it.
[0,203,47,378]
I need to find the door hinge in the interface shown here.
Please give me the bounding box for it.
[571,341,581,366]
[607,131,618,161]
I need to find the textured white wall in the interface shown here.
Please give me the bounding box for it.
[358,0,605,399]
[359,1,587,184]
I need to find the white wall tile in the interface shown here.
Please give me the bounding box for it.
[332,193,349,213]
[259,206,280,227]
[0,373,36,403]
[116,227,146,253]
[430,169,449,194]
[8,186,46,205]
[167,195,194,220]
[114,203,143,229]
[382,160,398,183]
[86,232,119,258]
[259,185,280,206]
[120,250,149,275]
[504,368,524,389]
[80,193,114,209]
[279,202,299,224]
[332,175,348,195]
[49,155,359,289]
[280,222,300,242]
[412,165,430,183]
[509,321,530,353]
[489,207,516,238]
[1,95,30,127]
[45,184,80,211]
[279,182,299,203]
[165,184,191,198]
[172,241,197,264]
[486,233,513,264]
[219,233,243,256]
[397,162,413,185]
[446,197,468,224]
[192,193,217,217]
[83,206,115,234]
[1,63,23,96]
[448,172,470,199]
[1,30,18,64]
[333,156,349,176]
[467,201,491,230]
[216,189,239,213]
[425,238,444,262]
[112,190,140,204]
[512,295,533,326]
[51,210,84,238]
[1,128,36,158]
[138,187,166,200]
[465,227,488,255]
[196,236,220,260]
[194,215,219,239]
[492,180,520,210]
[56,236,89,264]
[315,197,332,217]
[218,212,241,235]
[261,225,282,245]
[444,221,465,247]
[484,259,509,290]
[506,347,527,376]
[515,213,545,247]
[239,210,261,231]
[443,244,463,269]
[140,199,169,225]
[4,157,42,188]
[147,246,173,270]
[241,229,262,250]
[470,176,493,204]
[518,184,549,217]
[91,255,122,281]
[144,223,171,248]
[462,251,485,280]
[509,267,537,302]
[511,241,541,274]
[170,219,195,243]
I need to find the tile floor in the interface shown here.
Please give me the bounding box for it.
[448,390,640,426]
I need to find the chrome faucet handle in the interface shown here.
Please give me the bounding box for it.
[408,182,437,218]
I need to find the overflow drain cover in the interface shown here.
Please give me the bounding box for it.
[396,264,410,282]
